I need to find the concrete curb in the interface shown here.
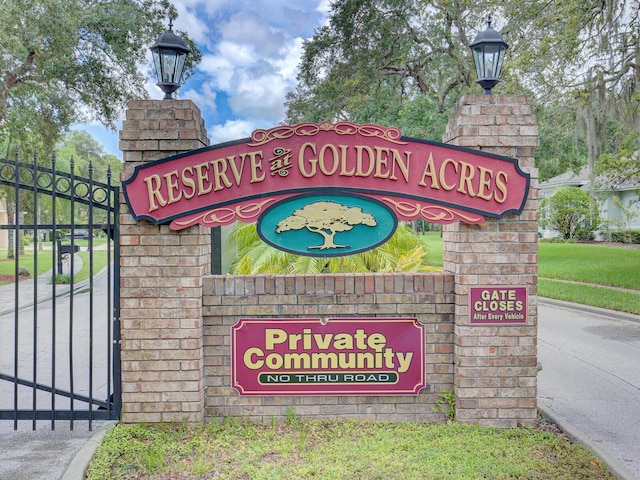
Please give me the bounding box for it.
[61,422,116,480]
[538,298,640,324]
[538,405,638,480]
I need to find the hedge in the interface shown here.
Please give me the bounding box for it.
[611,230,640,244]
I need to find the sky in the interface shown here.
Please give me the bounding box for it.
[82,0,330,158]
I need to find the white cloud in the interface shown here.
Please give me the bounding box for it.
[275,37,304,79]
[228,73,290,121]
[220,12,286,57]
[173,4,211,47]
[81,2,329,157]
[208,119,256,144]
[180,83,217,114]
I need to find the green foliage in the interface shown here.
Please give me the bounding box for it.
[611,231,640,245]
[285,0,481,129]
[86,420,614,479]
[228,222,436,274]
[596,146,640,192]
[0,0,201,147]
[55,130,123,180]
[540,187,599,240]
[433,389,456,421]
[533,102,587,182]
[54,273,70,284]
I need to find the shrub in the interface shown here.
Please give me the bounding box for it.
[539,187,600,240]
[574,228,595,241]
[611,230,640,244]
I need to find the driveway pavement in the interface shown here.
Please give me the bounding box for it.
[538,298,640,480]
[1,252,113,480]
[0,421,110,480]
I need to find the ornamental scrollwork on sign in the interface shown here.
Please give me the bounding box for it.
[249,121,407,147]
[171,199,277,229]
[380,198,485,224]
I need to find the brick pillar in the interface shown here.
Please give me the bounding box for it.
[119,99,211,423]
[442,94,538,427]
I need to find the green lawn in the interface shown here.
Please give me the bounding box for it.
[418,230,444,267]
[0,249,53,280]
[419,232,640,315]
[0,238,111,285]
[87,419,612,480]
[538,242,640,290]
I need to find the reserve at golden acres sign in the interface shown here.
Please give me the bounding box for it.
[231,317,425,396]
[123,122,530,256]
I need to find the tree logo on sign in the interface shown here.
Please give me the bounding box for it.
[276,201,377,251]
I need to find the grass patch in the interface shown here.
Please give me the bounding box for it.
[538,243,640,290]
[0,242,111,285]
[0,249,53,282]
[73,249,110,283]
[539,279,640,315]
[86,419,613,480]
[417,231,444,267]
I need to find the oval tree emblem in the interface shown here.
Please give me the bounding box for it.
[258,194,397,257]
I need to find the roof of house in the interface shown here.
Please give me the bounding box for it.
[538,167,589,190]
[539,166,640,193]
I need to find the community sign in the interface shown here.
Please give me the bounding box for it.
[123,122,530,256]
[231,317,426,396]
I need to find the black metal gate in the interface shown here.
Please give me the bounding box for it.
[0,152,120,430]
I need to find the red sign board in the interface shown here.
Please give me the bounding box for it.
[123,122,530,230]
[469,286,528,324]
[231,317,426,396]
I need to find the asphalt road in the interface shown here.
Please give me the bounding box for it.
[538,299,640,479]
[0,264,113,480]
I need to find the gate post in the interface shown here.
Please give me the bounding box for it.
[443,94,538,427]
[119,99,210,423]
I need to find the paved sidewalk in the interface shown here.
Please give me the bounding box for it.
[0,254,82,317]
[1,249,110,480]
[0,421,109,480]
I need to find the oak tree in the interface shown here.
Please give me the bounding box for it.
[0,0,201,147]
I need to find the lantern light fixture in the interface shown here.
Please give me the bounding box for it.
[150,18,191,99]
[469,16,509,95]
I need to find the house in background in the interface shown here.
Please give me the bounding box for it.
[538,166,640,239]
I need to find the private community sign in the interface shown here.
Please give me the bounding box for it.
[123,121,530,256]
[231,317,426,396]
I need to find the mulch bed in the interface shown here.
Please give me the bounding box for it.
[0,274,30,282]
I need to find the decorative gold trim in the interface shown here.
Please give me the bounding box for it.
[171,199,276,229]
[381,198,485,224]
[249,121,407,146]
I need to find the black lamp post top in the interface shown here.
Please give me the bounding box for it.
[470,16,507,47]
[150,18,191,99]
[470,15,509,95]
[151,18,191,55]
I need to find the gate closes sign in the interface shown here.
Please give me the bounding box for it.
[469,287,528,324]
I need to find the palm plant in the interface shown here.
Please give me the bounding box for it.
[228,222,437,274]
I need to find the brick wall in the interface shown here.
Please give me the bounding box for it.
[118,94,539,427]
[203,273,455,422]
[442,94,539,427]
[119,99,211,423]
